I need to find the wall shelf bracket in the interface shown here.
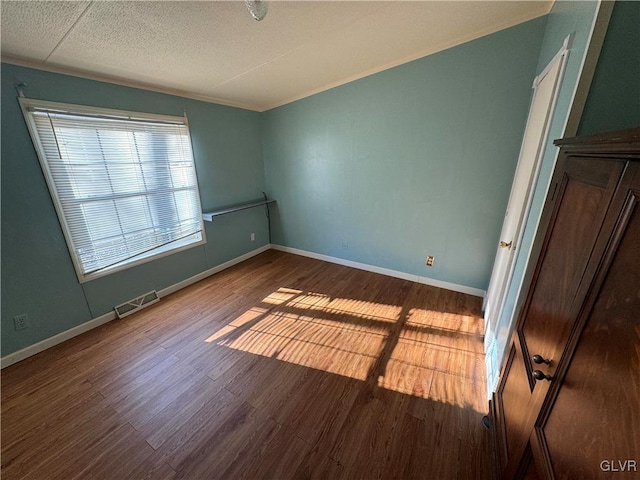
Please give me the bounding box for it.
[202,192,275,242]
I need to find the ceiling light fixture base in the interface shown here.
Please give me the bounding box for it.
[245,0,268,21]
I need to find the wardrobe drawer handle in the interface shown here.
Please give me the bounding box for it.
[532,370,553,382]
[532,354,551,365]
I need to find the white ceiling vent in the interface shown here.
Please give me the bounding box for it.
[114,290,160,319]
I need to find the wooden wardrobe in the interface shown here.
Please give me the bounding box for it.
[489,128,640,479]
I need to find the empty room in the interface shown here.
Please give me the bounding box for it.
[1,1,638,479]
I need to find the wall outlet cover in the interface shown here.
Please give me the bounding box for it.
[13,314,29,331]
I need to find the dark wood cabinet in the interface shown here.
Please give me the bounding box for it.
[490,128,640,479]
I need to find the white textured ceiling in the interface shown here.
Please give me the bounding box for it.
[1,1,552,111]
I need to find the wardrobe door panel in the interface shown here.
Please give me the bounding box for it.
[536,169,640,479]
[489,129,640,480]
[518,157,625,388]
[495,157,625,479]
[496,343,533,471]
[521,451,543,480]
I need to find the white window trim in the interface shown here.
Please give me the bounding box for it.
[19,98,207,283]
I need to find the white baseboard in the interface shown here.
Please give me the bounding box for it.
[2,242,484,369]
[271,244,486,298]
[158,244,271,298]
[0,244,271,369]
[0,311,117,369]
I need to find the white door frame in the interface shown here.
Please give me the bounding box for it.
[484,36,572,356]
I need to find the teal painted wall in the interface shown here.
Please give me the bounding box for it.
[578,1,640,136]
[488,0,601,392]
[4,2,623,365]
[263,17,547,291]
[1,64,268,356]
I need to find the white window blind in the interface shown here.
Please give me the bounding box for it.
[20,99,206,283]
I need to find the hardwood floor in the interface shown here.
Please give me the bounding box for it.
[1,250,490,479]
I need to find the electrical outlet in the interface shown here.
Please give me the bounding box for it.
[250,232,255,241]
[426,255,435,267]
[13,314,29,331]
[342,240,349,250]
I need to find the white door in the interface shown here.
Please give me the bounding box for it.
[484,45,569,351]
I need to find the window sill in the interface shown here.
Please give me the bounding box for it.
[79,233,206,283]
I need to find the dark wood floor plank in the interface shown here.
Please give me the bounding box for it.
[210,411,282,480]
[1,369,93,435]
[136,375,225,449]
[126,454,177,480]
[111,361,205,430]
[154,388,246,469]
[0,352,72,403]
[12,399,129,480]
[294,375,361,448]
[1,250,490,480]
[97,351,183,404]
[170,400,268,479]
[1,392,113,477]
[237,424,312,480]
[293,443,346,480]
[86,344,174,393]
[69,423,157,480]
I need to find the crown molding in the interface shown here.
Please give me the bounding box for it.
[1,55,260,112]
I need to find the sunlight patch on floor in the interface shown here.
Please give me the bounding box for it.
[205,287,487,412]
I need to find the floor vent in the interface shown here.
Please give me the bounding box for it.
[114,290,160,319]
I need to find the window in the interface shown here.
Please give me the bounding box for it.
[20,98,206,283]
